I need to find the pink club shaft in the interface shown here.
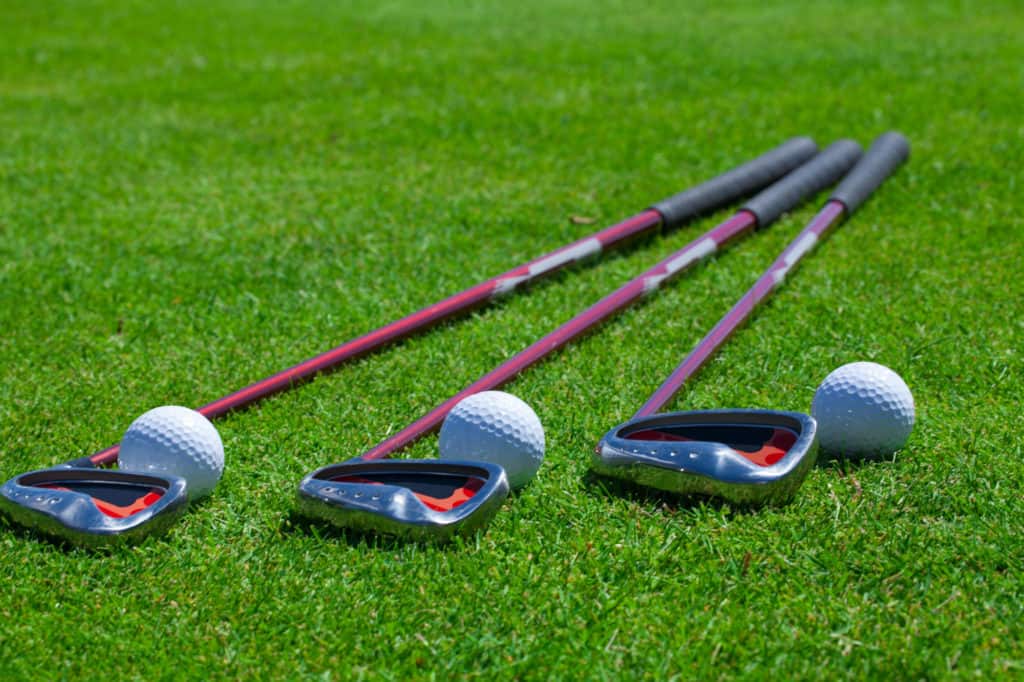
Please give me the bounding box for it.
[358,212,758,461]
[84,138,818,467]
[635,201,847,417]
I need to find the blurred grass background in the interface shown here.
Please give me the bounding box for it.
[0,1,1021,678]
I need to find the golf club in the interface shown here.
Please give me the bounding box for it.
[297,140,862,541]
[592,132,910,504]
[1,139,815,546]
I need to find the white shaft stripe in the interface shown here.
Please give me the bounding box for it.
[643,237,719,294]
[784,232,818,268]
[773,232,818,284]
[528,237,602,277]
[493,275,529,296]
[665,237,717,275]
[492,237,603,297]
[642,273,667,294]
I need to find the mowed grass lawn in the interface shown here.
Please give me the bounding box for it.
[1,0,1021,678]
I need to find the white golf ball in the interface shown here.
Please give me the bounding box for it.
[119,405,225,499]
[438,391,545,489]
[811,362,915,458]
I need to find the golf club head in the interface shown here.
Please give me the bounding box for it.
[592,409,818,505]
[296,459,510,542]
[0,467,189,547]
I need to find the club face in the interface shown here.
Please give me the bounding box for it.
[592,409,818,505]
[0,467,189,547]
[296,459,510,542]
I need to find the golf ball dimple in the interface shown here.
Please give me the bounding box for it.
[119,405,225,499]
[811,362,915,458]
[438,391,545,489]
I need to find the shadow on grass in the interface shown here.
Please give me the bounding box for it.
[582,449,900,514]
[0,517,97,553]
[0,495,217,554]
[816,450,899,472]
[279,510,476,551]
[580,470,749,518]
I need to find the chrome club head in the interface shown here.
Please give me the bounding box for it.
[0,467,189,547]
[296,459,509,542]
[592,409,818,505]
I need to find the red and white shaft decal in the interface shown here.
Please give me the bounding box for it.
[634,201,847,417]
[357,211,758,461]
[86,211,665,467]
[79,137,823,468]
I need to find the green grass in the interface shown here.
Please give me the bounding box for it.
[1,0,1022,678]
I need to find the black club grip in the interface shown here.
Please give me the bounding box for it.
[742,139,862,227]
[830,132,910,214]
[650,137,818,228]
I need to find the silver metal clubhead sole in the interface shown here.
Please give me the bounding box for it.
[0,468,189,548]
[296,459,510,542]
[592,409,818,505]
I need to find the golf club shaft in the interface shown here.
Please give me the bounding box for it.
[357,142,861,461]
[78,138,816,467]
[634,132,910,417]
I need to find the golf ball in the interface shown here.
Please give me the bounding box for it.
[119,405,225,499]
[439,391,545,489]
[811,362,915,458]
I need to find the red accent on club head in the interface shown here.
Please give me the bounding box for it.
[333,476,485,512]
[626,428,796,467]
[756,428,797,466]
[39,485,165,518]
